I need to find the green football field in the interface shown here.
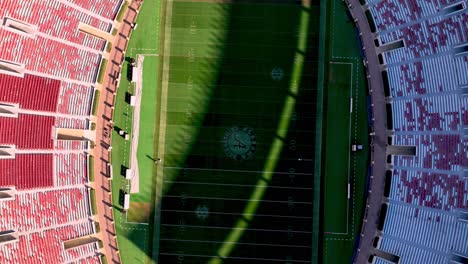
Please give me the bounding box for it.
[110,0,369,263]
[153,0,323,263]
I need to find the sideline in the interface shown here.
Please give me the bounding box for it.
[92,1,143,263]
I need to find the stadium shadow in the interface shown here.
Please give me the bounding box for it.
[125,0,321,262]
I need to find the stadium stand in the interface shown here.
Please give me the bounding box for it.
[57,82,94,116]
[0,154,53,190]
[55,153,88,186]
[0,187,91,232]
[363,0,468,262]
[0,28,101,82]
[55,140,88,150]
[0,222,97,263]
[0,0,110,50]
[0,114,55,149]
[62,0,124,20]
[55,117,89,130]
[0,74,60,112]
[0,0,124,261]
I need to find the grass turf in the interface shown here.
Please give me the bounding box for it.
[321,0,369,262]
[154,1,322,263]
[323,62,352,234]
[110,0,163,263]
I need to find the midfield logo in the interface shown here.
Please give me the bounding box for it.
[222,126,257,161]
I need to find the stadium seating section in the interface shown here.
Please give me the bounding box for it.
[367,0,468,262]
[0,0,123,262]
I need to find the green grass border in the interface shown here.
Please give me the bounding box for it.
[106,42,113,53]
[97,59,108,84]
[90,188,97,215]
[92,90,100,116]
[101,255,108,264]
[116,1,129,22]
[88,156,95,182]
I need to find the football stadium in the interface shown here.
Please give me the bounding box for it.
[0,0,466,263]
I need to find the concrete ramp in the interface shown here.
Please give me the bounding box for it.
[63,235,100,250]
[56,128,95,141]
[78,22,113,42]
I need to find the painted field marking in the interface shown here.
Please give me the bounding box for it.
[160,238,311,248]
[159,252,310,263]
[164,166,314,176]
[163,180,313,190]
[161,209,313,219]
[164,194,314,205]
[161,223,312,234]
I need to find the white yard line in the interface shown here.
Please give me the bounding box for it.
[163,166,314,176]
[163,180,313,190]
[159,253,310,263]
[160,238,311,248]
[161,223,312,234]
[164,194,314,205]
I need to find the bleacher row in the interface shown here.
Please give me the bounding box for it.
[0,188,91,232]
[0,154,53,190]
[55,153,88,186]
[374,257,397,264]
[76,255,102,264]
[0,113,92,149]
[0,0,110,51]
[64,0,123,20]
[0,222,97,263]
[57,82,94,116]
[0,28,101,83]
[0,74,60,112]
[366,0,468,262]
[392,134,467,170]
[392,94,463,131]
[455,55,468,85]
[0,73,95,118]
[55,117,89,130]
[381,202,468,256]
[390,169,468,211]
[386,54,459,97]
[55,140,88,150]
[380,12,467,64]
[379,236,449,264]
[368,0,459,32]
[0,115,55,149]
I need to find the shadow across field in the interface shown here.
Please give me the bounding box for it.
[125,0,323,263]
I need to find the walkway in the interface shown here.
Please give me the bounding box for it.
[343,1,389,263]
[92,1,142,263]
